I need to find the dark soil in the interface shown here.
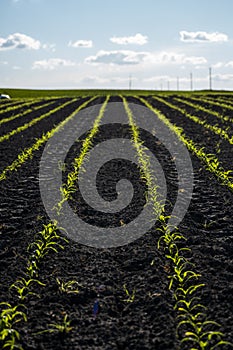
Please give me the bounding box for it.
[0,95,232,350]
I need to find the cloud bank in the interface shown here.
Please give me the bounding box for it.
[68,40,93,48]
[0,33,41,50]
[32,58,76,70]
[180,31,228,43]
[85,50,207,66]
[110,33,148,45]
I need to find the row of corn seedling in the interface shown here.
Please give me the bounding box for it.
[0,95,111,348]
[0,99,60,126]
[57,95,110,212]
[0,99,46,116]
[0,97,101,349]
[0,100,28,113]
[153,96,233,144]
[211,96,233,107]
[138,97,233,192]
[0,223,71,349]
[123,96,232,349]
[185,95,233,114]
[0,97,97,181]
[173,96,233,124]
[0,98,78,143]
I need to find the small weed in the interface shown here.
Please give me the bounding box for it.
[56,278,81,295]
[35,314,73,335]
[122,284,136,303]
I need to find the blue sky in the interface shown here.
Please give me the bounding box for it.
[1,0,233,90]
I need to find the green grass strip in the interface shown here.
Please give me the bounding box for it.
[0,99,76,143]
[0,96,97,181]
[153,96,233,144]
[140,97,233,191]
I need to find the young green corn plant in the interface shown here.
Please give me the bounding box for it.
[178,320,231,350]
[174,284,206,302]
[27,222,68,277]
[167,261,201,290]
[0,302,27,350]
[10,278,45,301]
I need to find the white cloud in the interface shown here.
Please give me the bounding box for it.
[212,62,224,69]
[68,40,93,48]
[145,51,207,65]
[85,50,147,65]
[32,58,76,70]
[225,61,233,67]
[180,31,228,43]
[212,61,233,69]
[110,33,148,45]
[85,50,207,66]
[0,33,41,50]
[213,73,233,81]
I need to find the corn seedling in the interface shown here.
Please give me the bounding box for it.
[10,278,45,301]
[27,222,68,277]
[0,303,27,350]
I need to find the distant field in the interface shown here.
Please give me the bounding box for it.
[0,92,233,350]
[1,87,233,98]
